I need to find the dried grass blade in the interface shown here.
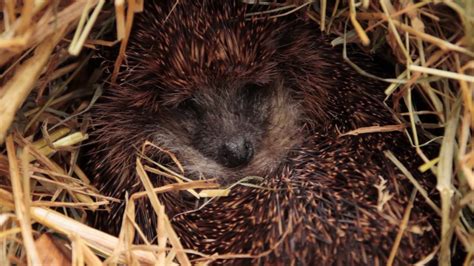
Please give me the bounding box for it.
[135,159,191,266]
[29,206,156,264]
[0,27,66,144]
[112,0,138,83]
[0,1,96,67]
[409,65,474,83]
[338,124,405,137]
[390,19,474,57]
[136,159,167,264]
[6,136,40,265]
[437,100,461,264]
[115,0,126,40]
[68,0,106,56]
[384,151,441,215]
[79,237,102,266]
[349,0,369,45]
[387,189,417,266]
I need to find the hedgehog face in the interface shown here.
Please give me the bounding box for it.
[183,83,270,168]
[99,1,320,183]
[150,80,301,183]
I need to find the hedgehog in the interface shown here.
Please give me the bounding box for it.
[87,0,440,264]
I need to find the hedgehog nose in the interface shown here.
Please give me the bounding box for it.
[218,137,254,168]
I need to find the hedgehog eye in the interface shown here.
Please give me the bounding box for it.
[177,97,199,111]
[242,83,265,100]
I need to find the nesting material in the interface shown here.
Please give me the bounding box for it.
[0,0,472,265]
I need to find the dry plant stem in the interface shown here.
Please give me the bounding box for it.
[130,180,218,200]
[380,0,411,63]
[338,124,405,137]
[354,3,473,57]
[24,52,94,132]
[267,2,313,19]
[459,109,473,189]
[349,0,369,45]
[0,0,98,67]
[115,0,126,40]
[5,136,40,265]
[406,87,427,165]
[0,27,66,144]
[112,0,139,83]
[3,0,16,28]
[135,159,191,266]
[68,0,106,56]
[387,189,417,266]
[105,195,137,265]
[384,151,441,215]
[22,137,96,208]
[319,0,326,31]
[415,248,439,266]
[142,141,185,174]
[31,128,71,150]
[117,180,217,263]
[409,65,474,83]
[134,0,145,11]
[80,240,102,266]
[29,207,156,264]
[122,197,138,264]
[16,0,34,35]
[390,19,474,57]
[0,228,22,239]
[0,0,33,50]
[137,163,166,264]
[464,252,473,266]
[71,234,84,266]
[28,131,88,162]
[438,101,461,266]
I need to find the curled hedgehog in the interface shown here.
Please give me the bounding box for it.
[88,0,441,264]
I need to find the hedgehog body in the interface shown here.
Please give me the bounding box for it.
[88,1,439,264]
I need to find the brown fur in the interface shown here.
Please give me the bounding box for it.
[87,1,439,264]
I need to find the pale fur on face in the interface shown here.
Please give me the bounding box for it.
[150,80,302,184]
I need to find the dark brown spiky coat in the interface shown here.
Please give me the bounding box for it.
[88,1,439,264]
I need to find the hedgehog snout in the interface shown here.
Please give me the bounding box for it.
[217,136,254,168]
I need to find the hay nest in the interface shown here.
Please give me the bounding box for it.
[0,0,472,265]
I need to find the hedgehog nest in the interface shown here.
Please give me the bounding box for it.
[0,0,473,265]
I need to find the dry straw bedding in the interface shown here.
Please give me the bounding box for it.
[0,0,472,265]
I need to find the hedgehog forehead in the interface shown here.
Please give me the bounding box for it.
[146,26,278,98]
[125,1,282,106]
